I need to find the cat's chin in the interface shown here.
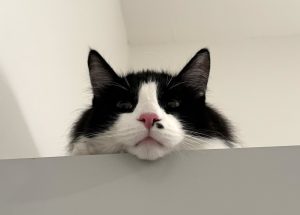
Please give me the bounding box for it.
[135,137,164,147]
[127,137,171,160]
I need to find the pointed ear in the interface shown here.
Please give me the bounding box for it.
[88,49,118,95]
[178,48,210,96]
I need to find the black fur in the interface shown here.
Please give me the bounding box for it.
[70,49,235,149]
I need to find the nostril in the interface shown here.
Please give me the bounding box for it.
[153,118,160,123]
[138,113,160,129]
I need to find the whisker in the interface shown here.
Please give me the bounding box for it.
[124,76,131,88]
[184,136,211,144]
[161,127,232,148]
[168,81,187,90]
[74,126,142,138]
[110,82,129,91]
[92,82,129,91]
[161,127,214,139]
[166,76,174,87]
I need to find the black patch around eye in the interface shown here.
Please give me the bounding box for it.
[166,99,180,109]
[116,101,133,111]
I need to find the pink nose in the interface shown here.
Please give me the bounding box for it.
[138,113,160,129]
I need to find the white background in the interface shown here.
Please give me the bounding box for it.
[0,0,299,159]
[0,0,128,158]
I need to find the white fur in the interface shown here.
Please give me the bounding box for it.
[71,82,232,160]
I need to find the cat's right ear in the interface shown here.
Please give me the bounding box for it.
[177,49,210,97]
[88,49,118,95]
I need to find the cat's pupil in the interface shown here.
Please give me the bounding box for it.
[116,101,133,110]
[167,100,180,108]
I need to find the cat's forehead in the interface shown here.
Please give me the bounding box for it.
[123,71,175,87]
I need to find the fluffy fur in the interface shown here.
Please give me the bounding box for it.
[69,48,236,160]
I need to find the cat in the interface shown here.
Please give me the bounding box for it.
[69,48,236,160]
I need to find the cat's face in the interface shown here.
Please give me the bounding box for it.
[70,49,234,160]
[95,80,186,160]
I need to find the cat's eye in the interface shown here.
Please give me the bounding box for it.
[166,100,180,109]
[116,101,133,110]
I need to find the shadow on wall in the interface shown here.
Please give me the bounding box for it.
[0,68,39,159]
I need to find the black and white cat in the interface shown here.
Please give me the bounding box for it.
[69,48,236,160]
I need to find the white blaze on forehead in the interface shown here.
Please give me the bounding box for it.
[135,82,163,115]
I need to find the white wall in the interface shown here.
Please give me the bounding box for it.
[0,73,39,159]
[122,0,300,45]
[0,0,128,158]
[1,0,299,159]
[129,36,300,147]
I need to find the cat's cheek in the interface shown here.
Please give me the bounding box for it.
[151,130,184,149]
[70,141,90,155]
[152,114,185,148]
[111,113,147,146]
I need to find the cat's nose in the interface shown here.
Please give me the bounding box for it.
[138,113,160,129]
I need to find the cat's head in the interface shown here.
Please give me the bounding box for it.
[70,49,234,160]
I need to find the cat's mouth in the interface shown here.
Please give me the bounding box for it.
[135,137,164,147]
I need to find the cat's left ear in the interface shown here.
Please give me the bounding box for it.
[178,48,210,96]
